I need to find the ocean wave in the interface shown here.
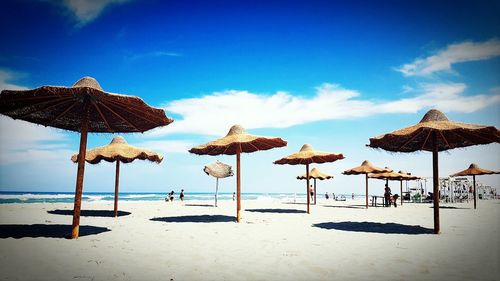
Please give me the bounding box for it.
[0,192,316,204]
[122,194,164,198]
[0,193,75,200]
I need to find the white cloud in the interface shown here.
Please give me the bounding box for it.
[377,83,500,114]
[0,117,70,165]
[151,83,500,137]
[132,140,194,154]
[0,69,28,91]
[62,0,132,25]
[127,51,182,61]
[397,39,500,76]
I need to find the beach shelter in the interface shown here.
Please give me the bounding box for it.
[0,77,173,238]
[71,136,163,217]
[274,144,344,213]
[297,167,334,205]
[342,160,392,208]
[369,170,418,206]
[397,171,421,205]
[450,163,499,209]
[368,109,500,234]
[189,125,287,222]
[203,160,234,207]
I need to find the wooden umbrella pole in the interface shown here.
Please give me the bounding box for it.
[71,100,90,239]
[236,149,241,222]
[215,178,219,207]
[400,180,403,206]
[114,161,120,217]
[365,174,369,209]
[314,178,317,205]
[473,175,476,209]
[432,132,440,234]
[306,164,310,214]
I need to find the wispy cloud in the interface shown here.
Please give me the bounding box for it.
[151,83,500,137]
[60,0,132,26]
[132,140,194,154]
[377,83,500,113]
[397,38,500,76]
[127,51,182,61]
[0,117,70,165]
[0,69,28,91]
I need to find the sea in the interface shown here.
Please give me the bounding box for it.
[0,191,322,204]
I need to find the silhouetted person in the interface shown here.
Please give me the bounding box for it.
[384,184,392,207]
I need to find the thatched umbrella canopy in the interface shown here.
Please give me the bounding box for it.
[190,125,287,222]
[296,167,334,205]
[368,109,500,234]
[203,161,234,207]
[342,160,392,208]
[71,136,163,217]
[0,76,173,238]
[450,163,499,209]
[274,144,344,213]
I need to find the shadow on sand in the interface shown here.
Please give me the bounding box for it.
[47,210,131,217]
[322,205,366,209]
[184,204,214,207]
[0,224,111,239]
[313,221,433,235]
[430,206,471,209]
[150,215,235,223]
[245,208,306,214]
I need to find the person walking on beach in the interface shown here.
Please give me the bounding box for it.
[169,191,175,202]
[232,192,235,201]
[325,192,329,200]
[351,193,355,200]
[384,184,392,207]
[310,185,314,200]
[180,189,185,201]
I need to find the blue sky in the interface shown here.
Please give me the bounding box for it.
[0,0,499,195]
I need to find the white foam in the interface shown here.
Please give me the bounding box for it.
[122,194,162,198]
[0,193,74,200]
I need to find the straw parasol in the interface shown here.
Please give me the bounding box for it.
[297,167,334,204]
[189,125,287,222]
[368,109,500,234]
[450,163,499,209]
[0,77,173,238]
[71,136,163,217]
[342,160,392,208]
[203,161,234,207]
[274,144,344,213]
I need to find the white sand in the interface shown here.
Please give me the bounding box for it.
[0,198,499,281]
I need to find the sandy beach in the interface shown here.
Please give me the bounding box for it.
[0,198,498,281]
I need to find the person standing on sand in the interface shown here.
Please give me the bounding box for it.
[233,192,235,201]
[310,185,314,200]
[325,192,329,200]
[352,193,354,200]
[180,189,185,201]
[384,184,392,207]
